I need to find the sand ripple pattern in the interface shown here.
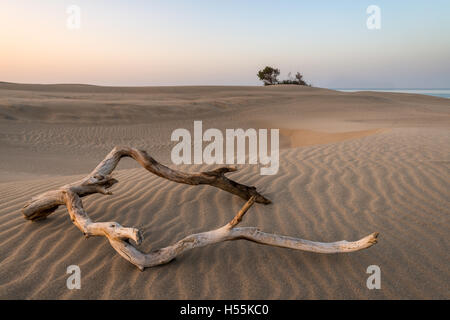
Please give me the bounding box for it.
[0,128,449,299]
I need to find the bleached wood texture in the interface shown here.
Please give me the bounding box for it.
[22,146,378,270]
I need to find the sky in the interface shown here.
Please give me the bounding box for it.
[1,0,449,88]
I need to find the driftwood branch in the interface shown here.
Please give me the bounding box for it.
[23,146,270,221]
[22,146,378,271]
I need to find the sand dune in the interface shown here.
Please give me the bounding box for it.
[0,83,449,299]
[279,128,387,148]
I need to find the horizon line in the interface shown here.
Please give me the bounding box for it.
[1,81,449,91]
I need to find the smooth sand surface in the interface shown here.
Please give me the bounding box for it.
[0,83,449,299]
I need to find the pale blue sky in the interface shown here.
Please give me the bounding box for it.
[1,0,449,88]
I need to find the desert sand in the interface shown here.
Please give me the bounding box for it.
[0,82,449,299]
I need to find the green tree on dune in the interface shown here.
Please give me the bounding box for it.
[257,66,280,86]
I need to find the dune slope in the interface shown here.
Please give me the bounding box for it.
[0,84,449,299]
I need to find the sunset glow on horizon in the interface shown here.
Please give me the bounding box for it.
[1,0,449,88]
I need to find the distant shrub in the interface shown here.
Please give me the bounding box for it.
[257,68,310,86]
[294,72,308,86]
[257,66,280,86]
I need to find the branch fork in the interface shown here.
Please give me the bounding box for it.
[22,146,378,271]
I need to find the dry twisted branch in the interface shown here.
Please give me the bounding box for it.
[22,146,378,270]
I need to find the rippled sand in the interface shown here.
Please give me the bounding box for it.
[0,83,448,299]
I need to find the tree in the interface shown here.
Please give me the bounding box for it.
[295,72,307,85]
[279,71,310,86]
[257,66,280,86]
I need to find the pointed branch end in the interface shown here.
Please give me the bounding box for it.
[357,232,379,250]
[137,264,145,272]
[368,232,379,245]
[255,194,272,205]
